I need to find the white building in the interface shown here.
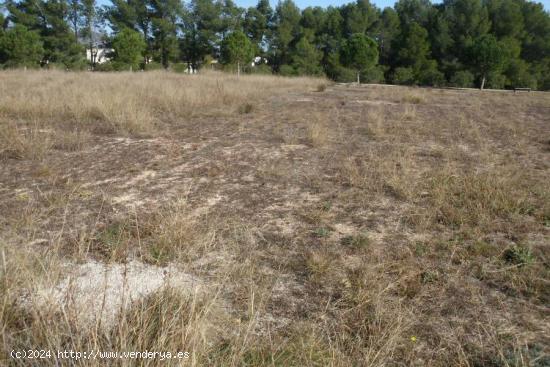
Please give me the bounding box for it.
[86,47,113,64]
[251,56,268,67]
[184,64,197,74]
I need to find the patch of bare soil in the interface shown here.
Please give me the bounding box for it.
[29,260,202,326]
[2,82,549,365]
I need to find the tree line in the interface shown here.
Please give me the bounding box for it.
[0,0,549,89]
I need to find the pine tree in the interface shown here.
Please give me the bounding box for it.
[469,34,505,89]
[443,0,491,62]
[243,7,267,52]
[150,0,181,67]
[220,29,254,76]
[270,0,300,71]
[105,0,152,63]
[377,7,400,65]
[181,0,223,69]
[112,27,146,69]
[0,24,44,67]
[81,0,98,68]
[7,0,84,67]
[341,33,378,83]
[291,36,323,75]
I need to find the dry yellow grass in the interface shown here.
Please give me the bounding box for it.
[1,71,549,366]
[306,112,332,147]
[0,69,325,143]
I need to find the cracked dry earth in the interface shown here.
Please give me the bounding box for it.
[2,83,550,363]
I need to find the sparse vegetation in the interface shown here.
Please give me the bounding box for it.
[401,92,425,104]
[0,70,325,137]
[341,233,370,249]
[503,245,534,266]
[306,117,331,147]
[1,71,549,366]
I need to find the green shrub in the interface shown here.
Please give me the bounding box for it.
[221,62,249,74]
[45,62,67,71]
[279,64,296,76]
[538,63,550,91]
[486,72,506,89]
[333,66,357,83]
[313,227,330,238]
[341,234,370,249]
[421,270,439,283]
[111,28,146,70]
[171,63,190,73]
[250,64,272,75]
[63,58,88,71]
[0,63,40,70]
[392,67,415,85]
[450,70,475,88]
[419,68,445,86]
[503,245,534,266]
[111,61,135,71]
[360,66,385,83]
[503,59,537,89]
[94,62,115,72]
[144,62,163,71]
[0,24,43,68]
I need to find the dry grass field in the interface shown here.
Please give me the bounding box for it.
[1,70,549,366]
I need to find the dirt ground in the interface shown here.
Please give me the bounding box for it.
[1,76,549,365]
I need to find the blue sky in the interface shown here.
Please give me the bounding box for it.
[235,0,549,10]
[95,0,549,10]
[237,0,423,8]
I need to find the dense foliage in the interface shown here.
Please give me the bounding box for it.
[220,29,254,75]
[0,0,549,89]
[111,28,146,70]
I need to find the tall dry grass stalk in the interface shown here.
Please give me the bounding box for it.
[340,146,419,200]
[306,112,332,147]
[0,123,52,160]
[0,70,326,136]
